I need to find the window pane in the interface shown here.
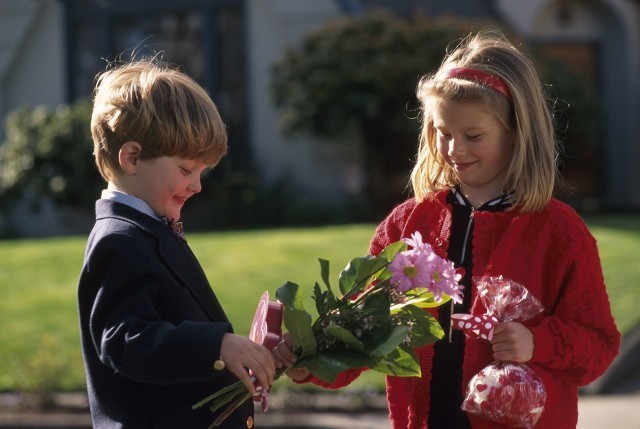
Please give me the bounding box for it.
[112,11,204,82]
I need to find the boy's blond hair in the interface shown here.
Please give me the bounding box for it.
[412,31,558,213]
[91,59,227,182]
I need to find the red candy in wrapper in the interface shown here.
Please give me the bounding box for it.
[460,276,546,429]
[462,361,546,428]
[474,276,544,323]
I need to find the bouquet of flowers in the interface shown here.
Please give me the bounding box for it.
[455,276,547,429]
[193,231,463,427]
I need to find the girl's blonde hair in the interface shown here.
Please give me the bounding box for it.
[412,30,557,212]
[91,59,227,182]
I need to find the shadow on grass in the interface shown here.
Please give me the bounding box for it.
[583,213,640,234]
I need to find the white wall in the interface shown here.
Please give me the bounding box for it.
[496,0,640,208]
[0,0,69,236]
[1,0,66,132]
[246,0,366,205]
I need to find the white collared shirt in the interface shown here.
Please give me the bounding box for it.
[100,189,160,220]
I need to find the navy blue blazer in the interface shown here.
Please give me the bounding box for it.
[78,200,254,428]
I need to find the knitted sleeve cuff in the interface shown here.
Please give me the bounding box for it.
[529,324,557,365]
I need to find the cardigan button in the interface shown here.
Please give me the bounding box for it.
[213,359,225,371]
[435,237,444,247]
[246,416,254,428]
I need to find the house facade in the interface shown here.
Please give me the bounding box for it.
[0,0,638,235]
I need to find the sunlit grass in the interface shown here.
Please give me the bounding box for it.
[0,216,637,393]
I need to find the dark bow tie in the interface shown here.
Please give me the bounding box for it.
[162,217,186,242]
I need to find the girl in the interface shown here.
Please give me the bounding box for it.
[275,31,620,428]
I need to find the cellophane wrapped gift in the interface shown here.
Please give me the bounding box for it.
[459,276,546,428]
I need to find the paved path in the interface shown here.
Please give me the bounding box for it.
[1,393,638,428]
[576,395,640,429]
[256,392,640,428]
[255,394,640,428]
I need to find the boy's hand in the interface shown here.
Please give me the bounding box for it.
[220,333,276,395]
[490,321,534,363]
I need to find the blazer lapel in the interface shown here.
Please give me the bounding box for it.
[98,200,229,323]
[156,237,229,322]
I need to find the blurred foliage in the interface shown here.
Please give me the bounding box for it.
[0,100,102,210]
[270,11,600,211]
[270,12,473,213]
[271,11,467,140]
[538,57,600,199]
[0,12,601,228]
[0,98,366,233]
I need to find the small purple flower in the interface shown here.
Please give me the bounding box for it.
[402,231,431,253]
[389,249,433,292]
[389,232,464,303]
[429,258,464,304]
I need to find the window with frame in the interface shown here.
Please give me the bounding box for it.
[62,0,249,169]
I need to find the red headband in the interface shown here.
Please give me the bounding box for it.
[445,67,513,101]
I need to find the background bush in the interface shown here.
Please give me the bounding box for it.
[271,12,600,214]
[0,100,101,210]
[271,12,469,215]
[0,13,601,234]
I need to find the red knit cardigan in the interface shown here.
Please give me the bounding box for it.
[309,191,620,429]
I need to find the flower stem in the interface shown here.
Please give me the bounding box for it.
[208,391,252,428]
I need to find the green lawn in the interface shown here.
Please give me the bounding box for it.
[0,217,638,393]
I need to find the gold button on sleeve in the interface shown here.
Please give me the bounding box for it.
[213,359,225,371]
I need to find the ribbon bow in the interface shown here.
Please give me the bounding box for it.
[162,217,186,242]
[451,313,499,340]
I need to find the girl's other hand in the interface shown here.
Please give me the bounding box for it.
[490,321,534,363]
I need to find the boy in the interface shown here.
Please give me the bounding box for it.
[78,60,275,428]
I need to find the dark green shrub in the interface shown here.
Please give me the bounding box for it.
[270,12,601,213]
[270,12,472,214]
[0,100,101,210]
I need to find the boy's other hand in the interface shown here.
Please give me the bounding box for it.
[220,333,276,395]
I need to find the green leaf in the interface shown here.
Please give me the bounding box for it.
[368,325,409,358]
[401,305,445,348]
[370,345,421,377]
[375,241,406,283]
[360,289,390,317]
[295,350,376,383]
[379,241,406,262]
[393,288,451,309]
[276,281,304,309]
[312,282,327,315]
[326,323,364,351]
[319,258,332,289]
[318,259,337,309]
[276,282,317,355]
[338,255,388,298]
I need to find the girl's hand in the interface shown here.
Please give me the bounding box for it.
[490,322,534,363]
[271,333,312,382]
[272,332,298,368]
[220,333,276,394]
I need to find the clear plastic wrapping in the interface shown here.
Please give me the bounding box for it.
[456,276,546,428]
